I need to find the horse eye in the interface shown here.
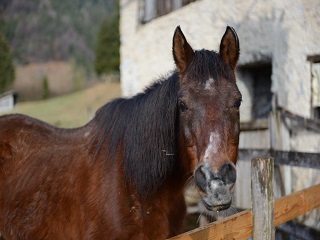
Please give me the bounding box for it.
[178,100,188,112]
[233,99,242,109]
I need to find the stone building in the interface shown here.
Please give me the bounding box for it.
[120,0,320,231]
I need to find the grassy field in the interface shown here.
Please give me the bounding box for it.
[1,81,121,128]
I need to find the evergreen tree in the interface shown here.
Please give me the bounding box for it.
[42,75,50,99]
[0,32,15,93]
[94,1,120,75]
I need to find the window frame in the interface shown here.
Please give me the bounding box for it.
[307,55,320,120]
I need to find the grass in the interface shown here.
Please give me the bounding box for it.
[1,81,121,128]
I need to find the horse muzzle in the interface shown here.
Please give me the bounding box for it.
[194,162,236,211]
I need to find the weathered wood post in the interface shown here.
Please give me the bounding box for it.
[251,157,275,240]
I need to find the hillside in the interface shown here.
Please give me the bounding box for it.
[0,0,117,68]
[1,81,121,128]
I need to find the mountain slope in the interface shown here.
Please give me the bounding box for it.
[0,0,116,67]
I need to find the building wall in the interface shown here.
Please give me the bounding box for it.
[0,94,15,113]
[120,0,320,119]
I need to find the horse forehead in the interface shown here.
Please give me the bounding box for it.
[186,77,233,95]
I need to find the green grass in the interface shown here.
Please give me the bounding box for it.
[1,82,121,128]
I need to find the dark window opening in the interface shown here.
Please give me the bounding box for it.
[313,107,320,120]
[138,0,197,24]
[239,64,273,119]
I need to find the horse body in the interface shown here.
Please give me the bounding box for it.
[0,113,185,239]
[0,115,105,239]
[0,26,241,239]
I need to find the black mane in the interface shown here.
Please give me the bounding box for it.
[94,72,179,197]
[186,50,234,82]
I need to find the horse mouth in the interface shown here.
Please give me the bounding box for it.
[201,198,232,212]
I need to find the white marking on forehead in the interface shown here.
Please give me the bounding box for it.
[204,77,214,90]
[203,131,221,163]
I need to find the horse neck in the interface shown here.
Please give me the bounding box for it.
[93,72,185,198]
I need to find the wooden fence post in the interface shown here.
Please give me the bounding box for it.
[251,157,275,240]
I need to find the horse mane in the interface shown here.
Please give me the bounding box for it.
[186,50,234,82]
[94,71,180,197]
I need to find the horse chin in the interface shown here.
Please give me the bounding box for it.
[199,191,232,212]
[200,195,232,212]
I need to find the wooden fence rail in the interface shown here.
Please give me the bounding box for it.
[170,157,320,240]
[170,184,320,240]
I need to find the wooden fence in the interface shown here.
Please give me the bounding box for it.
[169,156,320,240]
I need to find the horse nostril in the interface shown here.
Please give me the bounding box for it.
[194,166,207,192]
[220,162,237,185]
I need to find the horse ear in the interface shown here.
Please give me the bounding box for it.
[172,26,194,76]
[219,26,240,70]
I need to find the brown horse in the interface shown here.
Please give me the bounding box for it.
[0,26,241,239]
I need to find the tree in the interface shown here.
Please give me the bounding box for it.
[42,75,50,99]
[94,2,120,76]
[0,32,15,93]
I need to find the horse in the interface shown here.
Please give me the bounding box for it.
[0,26,241,239]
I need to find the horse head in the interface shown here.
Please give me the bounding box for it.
[173,26,241,211]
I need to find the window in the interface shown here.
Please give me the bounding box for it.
[307,55,320,120]
[314,107,320,119]
[238,64,273,120]
[138,0,197,24]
